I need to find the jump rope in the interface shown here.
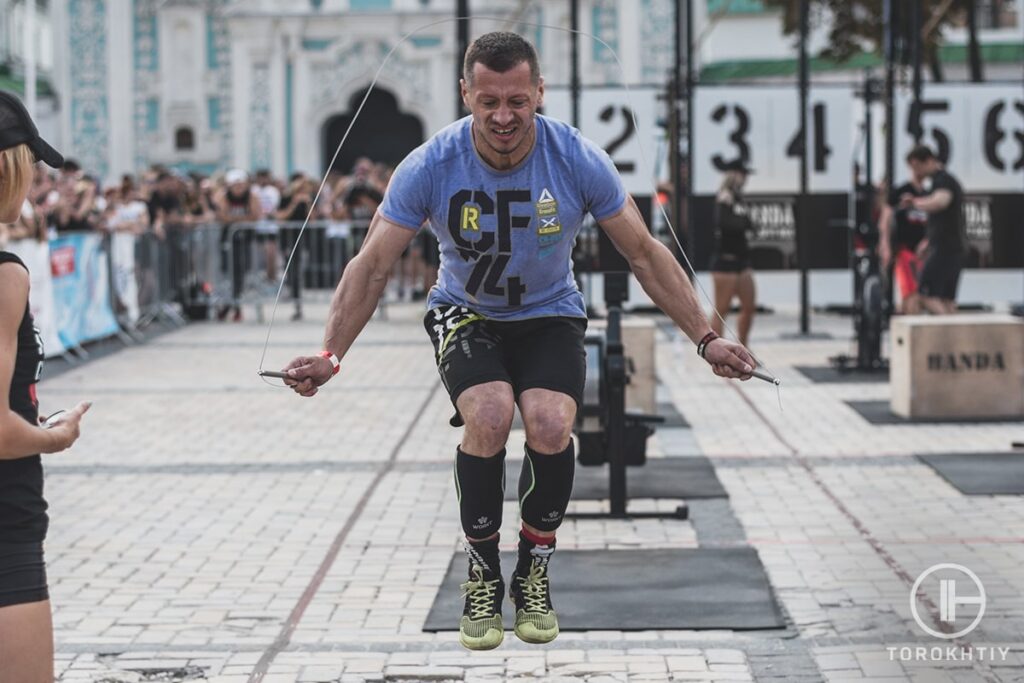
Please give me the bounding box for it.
[255,15,783,400]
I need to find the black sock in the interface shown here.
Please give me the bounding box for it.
[465,535,501,577]
[516,529,555,574]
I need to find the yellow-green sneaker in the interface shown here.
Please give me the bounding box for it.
[510,554,559,644]
[458,564,505,650]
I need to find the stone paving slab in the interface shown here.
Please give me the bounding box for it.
[38,302,1024,682]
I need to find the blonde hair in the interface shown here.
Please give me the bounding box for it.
[716,170,747,204]
[0,144,35,216]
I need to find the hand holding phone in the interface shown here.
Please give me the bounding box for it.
[40,401,91,453]
[42,410,67,429]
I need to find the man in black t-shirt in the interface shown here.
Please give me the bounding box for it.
[878,154,930,314]
[899,145,965,315]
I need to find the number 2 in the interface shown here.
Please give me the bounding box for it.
[599,105,636,173]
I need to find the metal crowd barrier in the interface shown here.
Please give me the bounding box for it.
[216,220,375,322]
[106,218,425,331]
[7,219,385,362]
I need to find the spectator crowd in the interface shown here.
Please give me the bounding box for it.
[0,157,441,321]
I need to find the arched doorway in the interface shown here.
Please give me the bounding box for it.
[322,87,425,174]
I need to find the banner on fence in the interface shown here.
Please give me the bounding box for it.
[5,239,67,358]
[50,234,120,349]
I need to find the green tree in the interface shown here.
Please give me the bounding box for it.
[761,0,984,82]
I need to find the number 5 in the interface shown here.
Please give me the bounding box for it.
[907,99,951,163]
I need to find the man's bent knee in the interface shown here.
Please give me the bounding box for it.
[458,382,515,455]
[521,395,576,453]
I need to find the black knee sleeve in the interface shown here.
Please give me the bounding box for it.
[455,447,506,540]
[518,441,575,532]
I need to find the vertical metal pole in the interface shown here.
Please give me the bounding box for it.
[570,0,580,128]
[26,0,37,118]
[911,0,923,142]
[884,0,896,204]
[670,0,683,245]
[966,0,983,82]
[883,0,897,318]
[684,0,695,264]
[864,72,874,199]
[798,0,810,334]
[457,0,470,119]
[606,304,627,516]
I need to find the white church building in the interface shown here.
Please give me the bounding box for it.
[48,0,685,182]
[35,0,1022,183]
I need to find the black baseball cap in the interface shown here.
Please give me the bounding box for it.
[0,89,64,168]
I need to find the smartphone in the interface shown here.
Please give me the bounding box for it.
[42,410,66,428]
[258,370,292,379]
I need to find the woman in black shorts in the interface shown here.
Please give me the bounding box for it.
[0,89,90,682]
[709,160,757,347]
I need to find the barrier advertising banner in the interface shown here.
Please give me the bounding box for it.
[50,234,120,348]
[5,239,67,358]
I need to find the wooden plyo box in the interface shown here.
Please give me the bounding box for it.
[890,314,1024,419]
[588,317,657,414]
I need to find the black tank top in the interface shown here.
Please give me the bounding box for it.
[0,252,48,543]
[714,197,752,261]
[226,189,251,219]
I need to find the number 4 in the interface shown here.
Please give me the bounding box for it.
[786,103,832,172]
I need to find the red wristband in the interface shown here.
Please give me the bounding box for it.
[697,331,719,359]
[319,350,341,375]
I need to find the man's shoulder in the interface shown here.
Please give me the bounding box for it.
[931,169,961,189]
[536,114,584,160]
[418,117,472,166]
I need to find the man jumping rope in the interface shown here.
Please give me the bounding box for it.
[282,32,756,651]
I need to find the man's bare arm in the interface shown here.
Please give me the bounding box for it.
[598,196,709,344]
[877,204,893,266]
[282,212,417,395]
[598,196,755,379]
[323,213,416,357]
[912,189,952,213]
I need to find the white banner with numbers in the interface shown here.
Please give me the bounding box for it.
[894,84,1024,193]
[544,87,661,196]
[692,86,855,195]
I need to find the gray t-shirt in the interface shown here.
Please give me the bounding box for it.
[379,115,627,320]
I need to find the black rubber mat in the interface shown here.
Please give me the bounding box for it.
[847,400,1024,425]
[657,402,690,428]
[918,452,1024,495]
[424,548,785,632]
[796,366,888,384]
[503,456,727,501]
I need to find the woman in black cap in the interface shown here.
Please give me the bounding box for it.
[709,159,757,347]
[0,89,90,682]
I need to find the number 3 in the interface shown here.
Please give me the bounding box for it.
[711,104,751,172]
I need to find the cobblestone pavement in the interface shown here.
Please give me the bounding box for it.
[37,300,1024,682]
